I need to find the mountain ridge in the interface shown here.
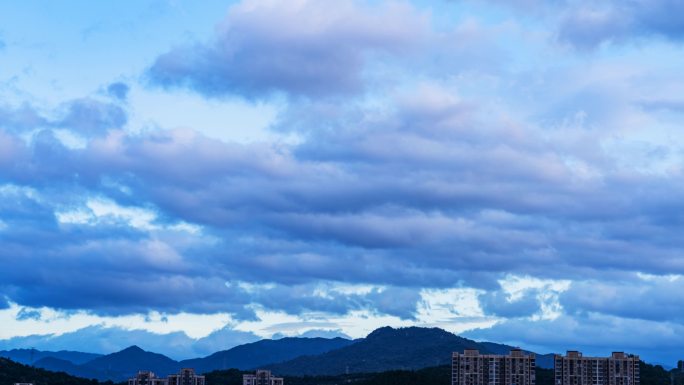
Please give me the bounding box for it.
[263,326,488,376]
[4,327,557,381]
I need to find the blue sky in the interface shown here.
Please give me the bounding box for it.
[1,0,684,365]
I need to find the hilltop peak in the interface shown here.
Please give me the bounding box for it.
[119,345,145,353]
[366,326,455,340]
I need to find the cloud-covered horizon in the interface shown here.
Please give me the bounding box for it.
[2,0,684,365]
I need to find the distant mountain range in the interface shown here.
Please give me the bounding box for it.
[2,337,354,381]
[180,337,354,374]
[0,349,102,365]
[0,326,554,382]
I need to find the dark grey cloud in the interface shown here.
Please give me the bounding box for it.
[147,0,427,99]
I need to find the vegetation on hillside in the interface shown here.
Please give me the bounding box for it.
[0,357,112,385]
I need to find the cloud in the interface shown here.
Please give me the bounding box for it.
[225,282,421,320]
[557,0,684,49]
[3,1,684,363]
[475,0,684,50]
[298,329,352,339]
[191,326,261,356]
[560,276,684,323]
[0,97,126,140]
[15,308,42,321]
[147,0,429,99]
[3,77,684,320]
[0,104,48,132]
[107,82,130,101]
[56,98,127,137]
[479,290,541,318]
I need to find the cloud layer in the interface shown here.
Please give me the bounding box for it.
[2,0,684,365]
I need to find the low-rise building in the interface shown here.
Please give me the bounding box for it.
[243,369,284,385]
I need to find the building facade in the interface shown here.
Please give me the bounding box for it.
[128,369,205,385]
[243,370,284,385]
[452,349,536,385]
[167,368,205,385]
[128,371,167,385]
[554,351,639,385]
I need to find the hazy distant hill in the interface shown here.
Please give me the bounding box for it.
[264,326,487,376]
[0,349,102,365]
[180,337,355,373]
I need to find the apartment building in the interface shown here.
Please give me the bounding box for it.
[452,349,536,385]
[167,368,205,385]
[128,368,205,385]
[243,369,284,385]
[128,371,167,385]
[554,351,639,385]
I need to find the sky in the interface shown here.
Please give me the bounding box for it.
[1,0,684,365]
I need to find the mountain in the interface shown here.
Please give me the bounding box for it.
[0,326,556,381]
[180,337,355,373]
[26,338,356,381]
[0,357,101,385]
[0,349,102,365]
[33,357,102,380]
[79,345,179,381]
[263,326,487,376]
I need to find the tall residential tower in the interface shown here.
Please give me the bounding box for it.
[452,349,536,385]
[554,351,639,385]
